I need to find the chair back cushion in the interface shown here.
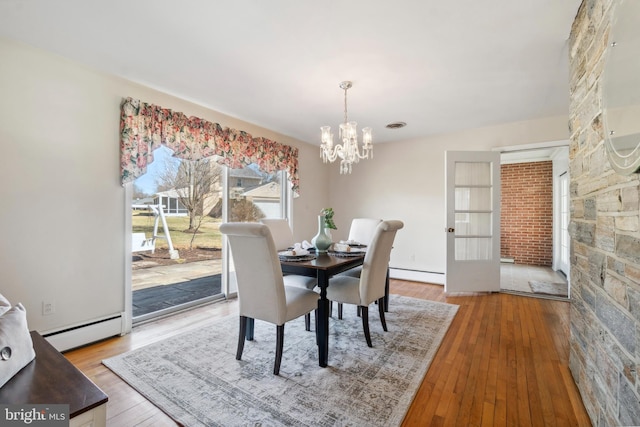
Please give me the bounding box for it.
[348,218,382,246]
[220,223,287,325]
[360,220,404,305]
[260,219,295,251]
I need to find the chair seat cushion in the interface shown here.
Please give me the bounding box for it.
[326,276,361,305]
[283,275,317,290]
[336,266,362,279]
[284,286,319,323]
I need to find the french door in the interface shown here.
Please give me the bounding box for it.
[558,172,570,276]
[445,151,501,293]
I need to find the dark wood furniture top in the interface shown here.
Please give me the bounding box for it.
[280,252,364,276]
[0,331,108,418]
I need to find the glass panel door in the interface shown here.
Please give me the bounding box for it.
[130,146,224,323]
[445,151,501,293]
[559,172,570,275]
[221,164,288,296]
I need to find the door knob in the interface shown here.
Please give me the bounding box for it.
[446,227,455,233]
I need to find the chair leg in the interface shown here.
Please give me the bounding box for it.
[378,297,388,331]
[361,306,372,347]
[305,313,311,331]
[338,302,343,319]
[384,268,390,312]
[357,306,361,317]
[274,324,285,375]
[237,316,247,360]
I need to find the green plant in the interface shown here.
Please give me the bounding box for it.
[321,207,337,229]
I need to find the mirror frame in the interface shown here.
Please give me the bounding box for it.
[602,0,640,175]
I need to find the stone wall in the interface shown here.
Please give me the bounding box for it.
[500,161,553,265]
[569,0,640,425]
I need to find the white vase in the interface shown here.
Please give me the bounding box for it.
[311,215,333,253]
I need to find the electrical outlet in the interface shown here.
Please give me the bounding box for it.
[42,301,55,316]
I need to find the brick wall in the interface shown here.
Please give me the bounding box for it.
[569,0,640,425]
[500,161,553,265]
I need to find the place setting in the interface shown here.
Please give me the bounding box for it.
[328,240,367,257]
[278,241,316,262]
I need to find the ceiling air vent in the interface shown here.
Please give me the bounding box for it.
[385,122,407,129]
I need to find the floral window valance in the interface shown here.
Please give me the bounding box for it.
[120,97,300,194]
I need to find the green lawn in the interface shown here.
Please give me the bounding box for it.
[132,212,222,250]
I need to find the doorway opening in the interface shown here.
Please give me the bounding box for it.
[498,144,570,300]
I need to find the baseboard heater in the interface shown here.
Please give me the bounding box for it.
[42,312,126,352]
[389,267,444,285]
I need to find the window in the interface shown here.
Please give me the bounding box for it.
[128,148,290,323]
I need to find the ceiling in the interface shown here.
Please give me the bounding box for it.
[0,0,581,145]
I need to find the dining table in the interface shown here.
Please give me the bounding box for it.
[280,251,365,367]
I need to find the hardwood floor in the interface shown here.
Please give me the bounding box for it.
[64,280,591,426]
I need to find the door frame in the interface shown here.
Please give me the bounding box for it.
[495,141,570,283]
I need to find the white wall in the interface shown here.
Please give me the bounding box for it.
[328,117,570,281]
[0,37,327,335]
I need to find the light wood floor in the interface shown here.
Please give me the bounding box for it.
[64,280,591,426]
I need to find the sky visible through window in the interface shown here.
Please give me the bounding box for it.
[134,146,278,197]
[134,146,179,195]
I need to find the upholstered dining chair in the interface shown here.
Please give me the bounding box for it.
[260,218,317,291]
[260,218,296,251]
[220,222,319,375]
[338,218,382,279]
[347,218,383,246]
[326,220,404,347]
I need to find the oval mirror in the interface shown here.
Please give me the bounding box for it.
[602,0,640,175]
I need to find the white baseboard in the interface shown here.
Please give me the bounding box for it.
[389,268,444,285]
[42,313,125,352]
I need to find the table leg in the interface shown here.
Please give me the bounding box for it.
[245,317,255,341]
[316,270,330,367]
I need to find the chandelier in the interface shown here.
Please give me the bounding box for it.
[320,81,372,174]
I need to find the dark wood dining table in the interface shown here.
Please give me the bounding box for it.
[280,252,365,367]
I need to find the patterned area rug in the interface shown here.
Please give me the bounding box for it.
[103,295,458,426]
[529,280,569,297]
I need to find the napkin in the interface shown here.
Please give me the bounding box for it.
[301,240,313,249]
[280,243,309,256]
[333,243,352,252]
[340,239,361,246]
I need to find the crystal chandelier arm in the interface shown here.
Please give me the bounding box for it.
[350,127,373,160]
[323,145,343,163]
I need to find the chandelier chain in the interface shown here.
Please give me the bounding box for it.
[344,86,348,124]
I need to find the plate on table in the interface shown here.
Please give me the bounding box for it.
[279,254,316,262]
[286,246,316,253]
[338,240,367,249]
[278,251,316,262]
[329,249,366,257]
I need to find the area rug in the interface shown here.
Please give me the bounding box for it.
[103,295,458,427]
[529,280,569,297]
